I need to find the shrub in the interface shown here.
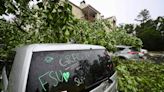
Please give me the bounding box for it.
[113,58,164,92]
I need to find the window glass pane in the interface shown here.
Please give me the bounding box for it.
[117,47,125,51]
[26,49,114,92]
[131,47,139,51]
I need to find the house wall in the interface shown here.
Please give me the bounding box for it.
[106,16,117,31]
[96,13,101,20]
[70,3,85,19]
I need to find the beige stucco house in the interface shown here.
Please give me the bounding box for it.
[69,1,101,22]
[69,2,85,19]
[105,16,117,30]
[68,0,117,31]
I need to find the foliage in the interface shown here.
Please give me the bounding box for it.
[136,17,164,51]
[119,24,136,34]
[122,9,164,51]
[0,0,26,15]
[110,29,142,48]
[113,57,164,92]
[72,20,116,50]
[0,0,142,60]
[0,0,76,60]
[0,1,155,92]
[72,20,142,51]
[0,0,6,14]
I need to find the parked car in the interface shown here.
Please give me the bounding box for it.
[139,49,148,59]
[1,44,117,92]
[113,45,146,60]
[140,49,148,54]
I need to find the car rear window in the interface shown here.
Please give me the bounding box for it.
[26,49,114,92]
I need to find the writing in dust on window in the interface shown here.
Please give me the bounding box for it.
[38,52,91,91]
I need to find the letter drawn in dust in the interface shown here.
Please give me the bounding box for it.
[44,56,54,64]
[38,70,64,91]
[74,77,84,86]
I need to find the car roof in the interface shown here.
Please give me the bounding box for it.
[116,45,132,48]
[15,43,105,52]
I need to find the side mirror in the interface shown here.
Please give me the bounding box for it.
[0,60,8,92]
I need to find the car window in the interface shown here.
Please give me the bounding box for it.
[26,49,114,92]
[130,47,139,51]
[116,47,125,51]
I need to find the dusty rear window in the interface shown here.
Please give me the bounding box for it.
[26,49,114,92]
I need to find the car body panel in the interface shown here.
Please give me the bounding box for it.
[90,72,117,92]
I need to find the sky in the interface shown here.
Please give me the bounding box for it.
[69,0,164,24]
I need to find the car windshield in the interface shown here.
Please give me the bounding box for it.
[116,47,125,51]
[130,47,139,51]
[26,49,114,92]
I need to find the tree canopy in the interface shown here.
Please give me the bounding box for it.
[0,0,142,60]
[136,16,164,50]
[122,9,164,50]
[135,9,151,23]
